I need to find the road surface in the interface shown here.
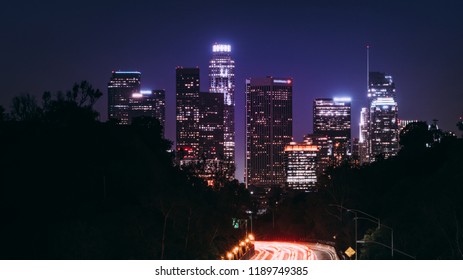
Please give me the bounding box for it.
[250,241,338,260]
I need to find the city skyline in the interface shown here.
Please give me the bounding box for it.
[2,0,463,181]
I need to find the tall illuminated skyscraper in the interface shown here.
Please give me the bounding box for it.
[108,71,141,125]
[209,43,235,177]
[198,91,224,159]
[245,77,293,188]
[313,97,351,168]
[362,72,399,162]
[128,89,166,134]
[176,67,200,160]
[284,142,318,192]
[370,97,399,159]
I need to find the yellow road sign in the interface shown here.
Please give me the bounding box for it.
[345,247,356,258]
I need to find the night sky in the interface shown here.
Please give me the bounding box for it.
[2,0,462,181]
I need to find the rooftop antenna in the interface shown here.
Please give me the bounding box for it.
[366,44,370,96]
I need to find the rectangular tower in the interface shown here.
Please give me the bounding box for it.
[209,43,235,178]
[284,142,319,192]
[176,67,200,160]
[128,89,166,135]
[313,97,351,168]
[245,77,293,188]
[108,71,141,125]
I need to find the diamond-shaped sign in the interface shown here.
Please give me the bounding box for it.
[345,247,356,258]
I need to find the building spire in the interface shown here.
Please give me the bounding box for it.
[366,44,370,94]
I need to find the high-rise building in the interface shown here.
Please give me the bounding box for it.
[176,67,200,160]
[108,71,141,125]
[313,97,351,167]
[284,142,318,192]
[369,97,399,159]
[360,70,400,164]
[367,72,399,161]
[359,107,370,164]
[209,43,235,176]
[304,134,331,176]
[198,91,224,160]
[245,77,293,188]
[128,89,166,134]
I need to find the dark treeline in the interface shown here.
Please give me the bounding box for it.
[0,82,250,259]
[254,122,463,259]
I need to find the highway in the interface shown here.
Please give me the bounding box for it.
[250,241,338,260]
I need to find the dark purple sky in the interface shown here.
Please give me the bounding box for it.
[2,0,462,181]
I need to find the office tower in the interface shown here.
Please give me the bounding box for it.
[198,92,224,160]
[176,67,200,160]
[108,71,141,125]
[398,119,419,132]
[359,107,370,164]
[351,137,360,166]
[304,134,331,177]
[313,97,352,167]
[128,89,166,133]
[209,43,235,176]
[367,72,399,161]
[245,77,293,188]
[370,97,399,160]
[284,142,319,192]
[195,91,225,187]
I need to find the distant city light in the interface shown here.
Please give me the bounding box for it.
[212,44,231,52]
[140,90,151,95]
[273,79,291,84]
[333,97,351,102]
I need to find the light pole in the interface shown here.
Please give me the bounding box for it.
[355,216,394,258]
[329,204,358,260]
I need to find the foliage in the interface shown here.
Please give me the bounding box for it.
[0,85,249,260]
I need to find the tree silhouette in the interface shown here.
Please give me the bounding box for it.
[10,93,42,121]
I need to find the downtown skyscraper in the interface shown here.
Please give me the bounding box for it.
[108,71,141,125]
[245,77,293,188]
[313,97,351,170]
[129,90,166,131]
[176,67,200,160]
[209,43,235,177]
[360,72,399,163]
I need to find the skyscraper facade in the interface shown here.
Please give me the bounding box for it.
[108,71,141,125]
[359,107,370,164]
[198,91,224,160]
[128,89,166,134]
[370,97,399,159]
[176,67,200,160]
[284,142,318,192]
[367,72,399,161]
[245,77,293,188]
[209,43,235,177]
[313,97,351,168]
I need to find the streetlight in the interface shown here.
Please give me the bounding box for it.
[328,204,358,260]
[355,216,393,258]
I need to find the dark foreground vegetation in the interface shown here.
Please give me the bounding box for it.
[254,122,463,259]
[0,82,249,259]
[1,82,462,259]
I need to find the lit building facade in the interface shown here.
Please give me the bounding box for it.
[313,97,351,167]
[108,71,141,125]
[304,134,331,177]
[209,43,235,177]
[176,67,200,160]
[359,107,370,164]
[284,142,319,192]
[128,89,166,134]
[198,91,224,160]
[367,72,399,161]
[245,77,293,188]
[359,72,400,163]
[370,97,399,160]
